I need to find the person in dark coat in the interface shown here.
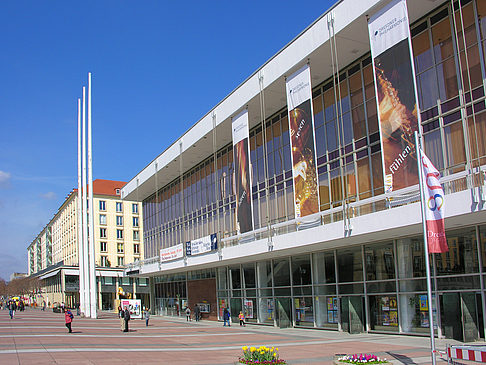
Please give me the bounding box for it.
[65,309,74,333]
[123,306,131,332]
[194,304,201,322]
[223,307,231,326]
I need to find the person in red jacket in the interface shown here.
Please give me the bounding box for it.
[65,309,74,333]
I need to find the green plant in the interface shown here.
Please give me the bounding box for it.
[238,346,286,364]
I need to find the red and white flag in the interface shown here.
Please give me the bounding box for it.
[420,149,448,253]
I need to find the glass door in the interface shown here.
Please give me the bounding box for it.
[230,298,242,324]
[276,297,292,328]
[440,293,462,340]
[341,296,365,334]
[462,292,480,342]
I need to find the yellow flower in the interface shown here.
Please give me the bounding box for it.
[274,353,277,357]
[242,346,248,351]
[250,347,256,352]
[276,348,279,351]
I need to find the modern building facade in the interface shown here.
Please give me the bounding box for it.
[122,0,486,341]
[28,179,148,309]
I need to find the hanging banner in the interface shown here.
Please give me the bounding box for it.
[420,149,448,253]
[368,0,419,193]
[286,64,320,218]
[160,243,184,262]
[186,233,218,256]
[232,109,253,234]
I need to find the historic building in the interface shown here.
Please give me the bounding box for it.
[122,0,486,341]
[27,179,148,309]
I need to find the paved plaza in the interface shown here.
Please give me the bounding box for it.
[0,308,468,364]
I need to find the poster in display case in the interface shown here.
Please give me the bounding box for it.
[326,297,338,323]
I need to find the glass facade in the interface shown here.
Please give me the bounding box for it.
[143,0,486,341]
[212,226,483,340]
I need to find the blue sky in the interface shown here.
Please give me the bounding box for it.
[0,0,334,280]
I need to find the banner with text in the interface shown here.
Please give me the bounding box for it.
[368,0,419,193]
[160,243,184,263]
[286,64,320,218]
[232,109,254,234]
[186,233,218,256]
[420,149,448,253]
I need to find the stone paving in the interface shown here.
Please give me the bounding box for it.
[0,308,466,364]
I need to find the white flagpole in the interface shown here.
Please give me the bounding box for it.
[87,72,97,319]
[415,131,436,365]
[77,98,85,316]
[82,86,91,317]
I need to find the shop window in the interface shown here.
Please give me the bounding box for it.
[242,264,256,289]
[337,247,363,282]
[291,255,312,286]
[273,258,290,287]
[435,227,478,275]
[397,237,426,279]
[256,261,272,288]
[313,251,336,284]
[230,266,241,290]
[365,242,395,281]
[369,295,399,332]
[399,294,437,334]
[294,297,314,327]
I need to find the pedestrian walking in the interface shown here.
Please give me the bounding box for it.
[223,307,231,326]
[61,302,65,313]
[123,306,131,332]
[145,308,150,327]
[42,301,46,311]
[118,305,123,318]
[194,304,201,322]
[65,309,74,333]
[9,300,16,319]
[185,306,191,321]
[120,307,125,331]
[238,311,246,327]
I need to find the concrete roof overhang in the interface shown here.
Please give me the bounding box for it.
[122,0,448,202]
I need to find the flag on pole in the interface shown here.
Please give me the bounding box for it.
[420,149,448,253]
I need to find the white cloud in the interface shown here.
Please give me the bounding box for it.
[40,191,57,200]
[0,171,11,188]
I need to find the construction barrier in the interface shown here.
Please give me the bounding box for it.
[448,345,486,363]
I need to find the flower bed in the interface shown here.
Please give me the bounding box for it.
[336,354,388,364]
[238,346,286,364]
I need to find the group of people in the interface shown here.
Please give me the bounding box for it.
[117,305,151,332]
[222,307,246,327]
[184,304,201,322]
[6,299,21,319]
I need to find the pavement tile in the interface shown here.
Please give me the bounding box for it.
[0,309,467,364]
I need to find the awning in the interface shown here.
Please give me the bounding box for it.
[39,269,60,280]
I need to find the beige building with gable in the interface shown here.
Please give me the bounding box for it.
[27,179,149,310]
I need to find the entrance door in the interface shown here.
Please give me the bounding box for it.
[230,298,242,324]
[462,292,480,342]
[440,293,462,340]
[276,298,292,328]
[341,296,364,334]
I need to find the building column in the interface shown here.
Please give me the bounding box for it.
[61,271,66,305]
[98,275,102,310]
[132,279,137,299]
[150,277,155,314]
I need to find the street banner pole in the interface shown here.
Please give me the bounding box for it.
[87,72,97,319]
[77,98,85,316]
[82,86,91,317]
[415,131,436,365]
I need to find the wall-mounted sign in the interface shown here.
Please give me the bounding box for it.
[186,233,217,256]
[160,243,184,262]
[197,303,210,313]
